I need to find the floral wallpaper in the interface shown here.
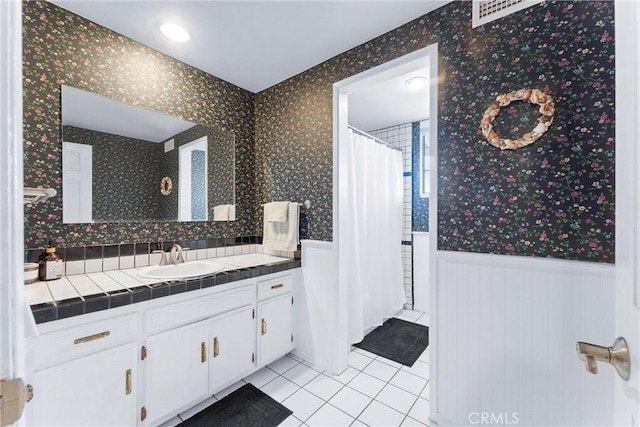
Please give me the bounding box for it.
[254,0,615,262]
[62,125,165,222]
[23,1,258,248]
[24,0,615,262]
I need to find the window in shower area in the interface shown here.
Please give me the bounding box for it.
[419,119,430,198]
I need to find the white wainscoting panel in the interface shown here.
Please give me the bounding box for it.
[431,251,614,427]
[294,240,339,373]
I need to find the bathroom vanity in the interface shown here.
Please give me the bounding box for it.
[24,254,300,426]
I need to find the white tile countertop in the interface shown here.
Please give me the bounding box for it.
[27,253,299,323]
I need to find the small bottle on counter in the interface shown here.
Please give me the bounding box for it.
[38,241,63,281]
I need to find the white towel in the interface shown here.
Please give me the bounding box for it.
[263,202,299,251]
[213,204,229,221]
[264,201,289,222]
[228,204,236,221]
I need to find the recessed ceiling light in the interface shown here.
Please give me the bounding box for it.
[160,23,190,43]
[405,76,428,90]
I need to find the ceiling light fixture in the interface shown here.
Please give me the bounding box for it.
[405,76,428,90]
[160,23,190,43]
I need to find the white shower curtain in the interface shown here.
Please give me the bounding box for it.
[344,129,406,346]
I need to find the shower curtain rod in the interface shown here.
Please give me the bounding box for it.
[348,125,403,152]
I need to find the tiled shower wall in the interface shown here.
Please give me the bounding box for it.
[369,124,413,307]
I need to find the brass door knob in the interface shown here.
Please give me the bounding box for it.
[576,337,630,381]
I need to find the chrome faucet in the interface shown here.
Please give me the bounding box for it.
[169,244,185,264]
[152,244,187,265]
[152,249,169,265]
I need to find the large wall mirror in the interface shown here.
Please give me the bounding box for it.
[61,85,235,223]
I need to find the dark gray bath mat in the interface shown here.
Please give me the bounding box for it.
[178,383,292,427]
[354,318,428,367]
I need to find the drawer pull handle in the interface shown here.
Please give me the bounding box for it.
[125,369,132,395]
[271,283,284,290]
[213,337,219,357]
[201,342,207,363]
[74,331,110,344]
[261,319,267,335]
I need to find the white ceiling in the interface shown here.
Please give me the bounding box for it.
[51,0,448,131]
[349,67,430,132]
[62,85,196,142]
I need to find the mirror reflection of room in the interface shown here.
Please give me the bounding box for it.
[60,85,235,223]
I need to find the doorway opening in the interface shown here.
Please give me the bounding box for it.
[333,43,439,372]
[178,136,208,221]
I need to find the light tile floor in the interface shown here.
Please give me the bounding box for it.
[166,309,430,427]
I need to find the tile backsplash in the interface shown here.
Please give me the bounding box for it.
[25,236,300,277]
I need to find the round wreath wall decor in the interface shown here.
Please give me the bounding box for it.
[481,88,555,150]
[160,176,173,196]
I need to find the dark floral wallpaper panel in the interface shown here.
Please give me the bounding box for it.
[63,126,166,222]
[23,1,258,248]
[24,0,615,262]
[254,0,615,263]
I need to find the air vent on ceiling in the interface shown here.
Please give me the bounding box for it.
[472,0,544,28]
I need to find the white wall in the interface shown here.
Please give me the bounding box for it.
[294,240,341,373]
[430,251,614,426]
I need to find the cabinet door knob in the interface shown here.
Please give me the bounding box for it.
[261,319,267,335]
[213,337,219,357]
[201,342,207,363]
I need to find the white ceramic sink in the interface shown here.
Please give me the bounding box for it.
[137,261,225,281]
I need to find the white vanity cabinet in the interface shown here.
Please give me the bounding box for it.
[257,275,295,366]
[210,306,256,390]
[144,306,256,425]
[28,315,139,426]
[145,320,210,425]
[30,343,138,426]
[26,269,298,427]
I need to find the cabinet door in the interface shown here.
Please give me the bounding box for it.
[210,307,255,392]
[30,342,137,426]
[145,320,209,425]
[258,294,294,367]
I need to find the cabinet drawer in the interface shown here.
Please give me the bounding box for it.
[145,284,255,335]
[34,313,138,370]
[257,275,292,300]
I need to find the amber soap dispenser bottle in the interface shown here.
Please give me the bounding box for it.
[38,241,63,281]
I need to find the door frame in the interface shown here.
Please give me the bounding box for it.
[332,43,438,374]
[0,0,26,408]
[614,0,640,422]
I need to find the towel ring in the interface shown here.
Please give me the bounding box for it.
[160,177,173,195]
